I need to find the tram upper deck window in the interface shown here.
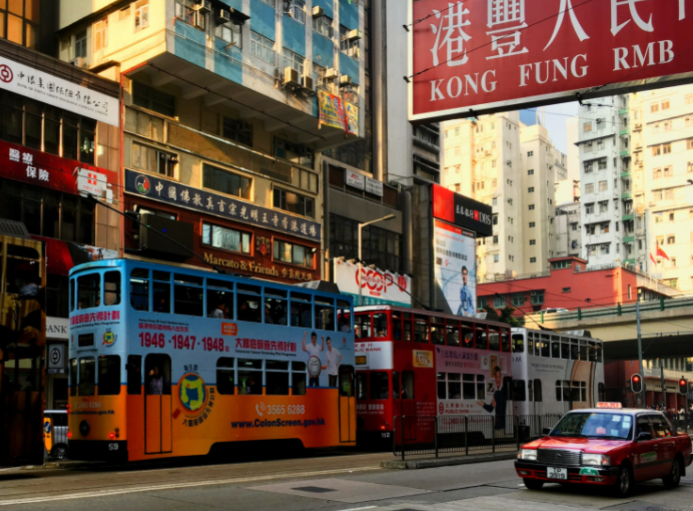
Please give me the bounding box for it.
[153,271,171,313]
[77,274,100,309]
[373,313,388,338]
[264,289,286,325]
[104,271,121,306]
[402,313,412,342]
[538,334,550,357]
[512,333,524,353]
[290,292,312,328]
[238,359,262,395]
[431,319,444,345]
[98,355,121,395]
[315,297,335,331]
[527,332,534,355]
[462,325,474,348]
[446,322,460,347]
[208,280,234,320]
[579,339,588,360]
[391,312,401,340]
[130,269,149,311]
[476,326,487,349]
[551,336,561,358]
[570,339,579,360]
[593,342,602,363]
[413,315,428,343]
[488,328,500,351]
[337,300,351,332]
[78,357,95,396]
[561,339,569,359]
[216,358,235,395]
[355,314,371,339]
[174,273,203,317]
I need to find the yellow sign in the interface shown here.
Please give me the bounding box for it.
[413,350,433,368]
[43,417,53,453]
[355,355,367,366]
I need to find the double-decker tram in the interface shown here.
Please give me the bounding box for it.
[510,328,605,430]
[351,305,514,446]
[67,259,356,462]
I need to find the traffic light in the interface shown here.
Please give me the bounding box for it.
[679,378,688,395]
[631,374,643,393]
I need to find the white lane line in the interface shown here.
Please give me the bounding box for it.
[338,507,377,511]
[0,466,381,507]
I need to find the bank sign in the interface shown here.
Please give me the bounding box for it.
[432,184,492,237]
[409,0,693,122]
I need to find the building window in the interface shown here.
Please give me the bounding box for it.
[74,30,87,59]
[493,254,499,263]
[250,31,275,65]
[223,117,252,146]
[653,168,662,179]
[527,151,534,157]
[275,138,314,168]
[529,257,536,263]
[273,188,314,218]
[135,0,150,31]
[529,222,535,228]
[0,179,95,244]
[528,204,535,210]
[528,187,534,193]
[531,291,544,305]
[661,100,670,110]
[585,183,594,194]
[0,0,40,49]
[313,14,333,37]
[215,20,241,47]
[203,164,252,200]
[283,48,305,75]
[273,239,313,268]
[598,180,608,192]
[285,0,306,24]
[93,18,108,52]
[339,24,359,58]
[330,214,401,272]
[132,82,175,117]
[202,223,251,254]
[599,201,608,213]
[132,142,177,177]
[529,240,536,245]
[667,235,675,244]
[293,167,318,194]
[527,169,534,175]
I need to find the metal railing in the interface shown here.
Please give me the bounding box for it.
[393,414,562,460]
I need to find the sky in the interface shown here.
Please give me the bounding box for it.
[520,102,579,154]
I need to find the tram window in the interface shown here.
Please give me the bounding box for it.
[373,313,388,338]
[402,371,414,399]
[540,337,550,357]
[290,292,312,328]
[130,269,149,311]
[392,371,400,399]
[104,271,121,306]
[570,341,579,360]
[551,337,560,358]
[501,330,510,352]
[315,298,335,331]
[70,279,75,312]
[174,273,203,286]
[571,381,580,402]
[127,355,142,395]
[488,330,500,351]
[356,372,367,400]
[78,333,94,347]
[528,380,533,401]
[69,358,77,396]
[265,290,287,325]
[216,358,235,395]
[512,334,524,353]
[238,359,262,395]
[462,373,475,399]
[437,372,446,399]
[77,274,101,309]
[145,354,171,395]
[446,324,460,346]
[78,357,95,396]
[292,372,307,396]
[580,381,587,402]
[533,379,542,402]
[266,360,289,395]
[370,372,389,399]
[175,283,204,317]
[403,318,412,342]
[337,300,351,332]
[153,281,171,313]
[526,333,534,355]
[355,314,371,338]
[476,328,487,349]
[579,340,588,360]
[462,328,474,348]
[98,355,121,395]
[392,314,402,341]
[555,380,562,401]
[598,382,605,402]
[595,343,602,363]
[153,271,171,282]
[446,373,460,399]
[561,341,569,360]
[562,380,571,402]
[339,365,354,397]
[512,379,526,401]
[476,375,485,400]
[414,316,428,343]
[207,289,233,319]
[430,323,444,345]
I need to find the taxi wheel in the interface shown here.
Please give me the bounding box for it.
[613,465,633,497]
[523,478,544,490]
[663,456,682,489]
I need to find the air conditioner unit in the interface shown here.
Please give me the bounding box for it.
[216,9,231,23]
[284,66,301,87]
[346,29,362,40]
[71,57,86,68]
[339,74,353,86]
[312,6,324,17]
[301,75,314,91]
[351,47,361,59]
[193,0,212,14]
[325,68,338,80]
[596,118,603,124]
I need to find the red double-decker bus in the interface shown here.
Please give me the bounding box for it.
[351,305,514,447]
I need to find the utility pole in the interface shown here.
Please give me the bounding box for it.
[661,365,666,410]
[636,293,646,408]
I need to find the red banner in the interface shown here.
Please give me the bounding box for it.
[410,0,693,121]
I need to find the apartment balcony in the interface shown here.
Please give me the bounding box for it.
[624,258,636,265]
[621,192,632,199]
[620,171,631,178]
[622,213,634,221]
[623,235,635,243]
[620,149,631,157]
[618,108,629,115]
[619,128,630,136]
[633,123,642,132]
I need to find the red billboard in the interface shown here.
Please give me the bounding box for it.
[409,0,693,122]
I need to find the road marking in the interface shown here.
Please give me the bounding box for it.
[0,466,381,507]
[339,507,376,511]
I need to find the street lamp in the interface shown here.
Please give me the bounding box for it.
[357,214,395,306]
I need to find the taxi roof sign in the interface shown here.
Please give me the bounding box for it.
[596,402,623,409]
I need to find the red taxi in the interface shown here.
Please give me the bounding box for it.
[515,405,693,497]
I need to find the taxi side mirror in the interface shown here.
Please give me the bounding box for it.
[542,428,551,436]
[636,431,652,442]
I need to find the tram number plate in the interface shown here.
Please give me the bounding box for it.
[381,432,391,439]
[108,443,119,451]
[547,467,567,480]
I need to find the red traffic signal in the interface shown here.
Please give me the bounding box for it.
[679,378,688,395]
[631,374,643,394]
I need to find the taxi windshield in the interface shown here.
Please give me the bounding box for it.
[550,412,633,440]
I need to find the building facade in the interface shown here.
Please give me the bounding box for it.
[554,202,582,259]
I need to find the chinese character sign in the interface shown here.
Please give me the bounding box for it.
[433,220,476,317]
[410,0,692,121]
[318,91,348,131]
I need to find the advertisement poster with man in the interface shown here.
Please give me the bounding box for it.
[433,219,477,317]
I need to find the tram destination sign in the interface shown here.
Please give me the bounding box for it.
[409,0,693,122]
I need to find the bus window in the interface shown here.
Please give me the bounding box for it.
[355,314,371,338]
[392,371,400,399]
[551,336,560,358]
[339,365,354,397]
[373,313,388,338]
[314,297,335,331]
[216,358,235,395]
[488,329,500,351]
[145,354,171,395]
[290,292,312,328]
[237,284,261,323]
[447,373,461,399]
[78,357,95,396]
[265,290,287,325]
[104,271,121,306]
[337,300,351,332]
[127,355,142,395]
[414,316,428,343]
[476,327,487,350]
[70,279,75,312]
[533,379,542,402]
[77,274,100,309]
[266,360,289,395]
[98,355,121,395]
[69,358,77,396]
[512,333,524,353]
[355,372,367,400]
[292,362,307,396]
[402,371,414,399]
[437,372,446,399]
[238,359,262,395]
[512,379,526,401]
[175,282,204,317]
[369,372,389,399]
[501,330,510,352]
[476,375,485,400]
[462,374,475,399]
[570,340,579,360]
[579,340,588,360]
[446,322,460,347]
[462,327,474,348]
[130,269,149,311]
[392,313,402,341]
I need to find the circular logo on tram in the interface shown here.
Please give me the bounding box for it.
[177,373,208,416]
[307,356,322,378]
[103,329,116,347]
[135,174,151,195]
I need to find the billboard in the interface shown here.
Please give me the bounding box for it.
[434,220,476,316]
[409,0,693,122]
[334,259,411,307]
[432,184,492,237]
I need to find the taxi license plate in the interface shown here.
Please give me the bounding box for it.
[547,467,568,480]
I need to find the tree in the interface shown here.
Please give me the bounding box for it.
[483,305,524,327]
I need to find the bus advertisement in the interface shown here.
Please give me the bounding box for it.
[68,259,356,462]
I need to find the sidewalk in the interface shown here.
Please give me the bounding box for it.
[381,445,518,470]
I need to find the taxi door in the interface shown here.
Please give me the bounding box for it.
[650,414,676,477]
[632,415,659,481]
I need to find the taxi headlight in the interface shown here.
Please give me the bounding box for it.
[582,454,611,466]
[518,449,537,461]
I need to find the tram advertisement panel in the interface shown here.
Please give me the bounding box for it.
[433,220,477,317]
